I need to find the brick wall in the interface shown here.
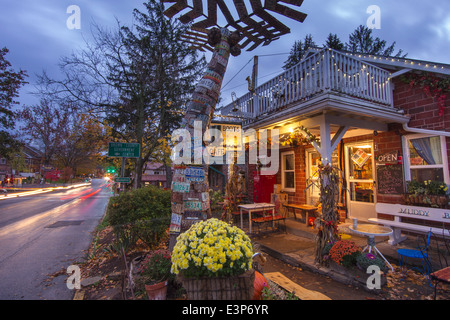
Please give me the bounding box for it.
[392,77,450,175]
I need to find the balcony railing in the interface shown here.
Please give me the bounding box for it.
[221,48,394,122]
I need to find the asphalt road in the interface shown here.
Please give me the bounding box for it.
[0,178,111,300]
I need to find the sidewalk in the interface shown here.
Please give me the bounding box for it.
[249,217,448,289]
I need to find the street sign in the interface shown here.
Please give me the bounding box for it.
[114,177,131,183]
[108,142,140,158]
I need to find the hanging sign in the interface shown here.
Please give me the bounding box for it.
[352,149,370,167]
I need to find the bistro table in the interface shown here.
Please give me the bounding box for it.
[283,204,318,226]
[431,266,450,299]
[349,224,394,272]
[238,203,275,234]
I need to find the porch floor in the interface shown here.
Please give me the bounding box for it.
[240,216,448,283]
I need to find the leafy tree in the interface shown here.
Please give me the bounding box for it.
[38,0,205,188]
[283,34,316,70]
[346,25,406,57]
[0,47,27,158]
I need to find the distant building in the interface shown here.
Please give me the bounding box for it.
[142,162,169,188]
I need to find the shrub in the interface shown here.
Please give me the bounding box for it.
[328,240,361,268]
[356,252,387,272]
[106,185,171,249]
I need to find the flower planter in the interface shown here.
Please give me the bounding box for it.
[145,280,168,300]
[179,269,255,300]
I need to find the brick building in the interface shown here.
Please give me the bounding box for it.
[219,47,449,241]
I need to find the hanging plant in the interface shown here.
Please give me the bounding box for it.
[401,72,449,117]
[279,125,320,147]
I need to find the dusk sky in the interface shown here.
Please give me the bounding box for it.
[1,0,450,109]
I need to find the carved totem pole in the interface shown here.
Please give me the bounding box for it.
[164,0,308,246]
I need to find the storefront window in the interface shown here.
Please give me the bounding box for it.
[404,134,449,184]
[347,145,373,180]
[349,182,374,202]
[281,151,295,191]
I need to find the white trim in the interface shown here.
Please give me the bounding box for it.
[281,150,295,192]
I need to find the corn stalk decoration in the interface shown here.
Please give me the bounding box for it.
[163,0,308,246]
[312,164,342,265]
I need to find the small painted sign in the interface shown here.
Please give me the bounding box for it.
[185,200,202,211]
[352,148,370,167]
[169,213,182,233]
[185,166,205,182]
[171,181,190,193]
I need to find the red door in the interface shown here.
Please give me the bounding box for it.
[253,171,276,203]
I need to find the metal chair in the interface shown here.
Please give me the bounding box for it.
[397,230,434,287]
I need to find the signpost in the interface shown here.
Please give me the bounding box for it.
[114,177,131,183]
[108,142,140,158]
[108,142,140,192]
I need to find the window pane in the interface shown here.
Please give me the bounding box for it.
[284,154,294,171]
[348,146,373,179]
[409,136,442,165]
[284,172,295,189]
[349,182,374,203]
[411,168,444,183]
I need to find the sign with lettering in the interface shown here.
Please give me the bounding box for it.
[376,203,450,223]
[185,166,205,182]
[169,213,182,233]
[376,164,404,194]
[185,200,203,211]
[171,181,190,193]
[108,142,140,158]
[377,151,399,164]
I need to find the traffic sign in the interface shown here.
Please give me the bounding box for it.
[114,177,131,183]
[108,142,140,158]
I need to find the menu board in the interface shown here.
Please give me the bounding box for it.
[376,164,404,194]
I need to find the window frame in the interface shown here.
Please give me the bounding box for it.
[281,150,295,192]
[402,133,449,184]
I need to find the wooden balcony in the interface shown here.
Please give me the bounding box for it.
[220,48,402,127]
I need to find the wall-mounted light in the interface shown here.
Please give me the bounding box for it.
[373,130,378,136]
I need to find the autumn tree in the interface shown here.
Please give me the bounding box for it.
[0,47,27,159]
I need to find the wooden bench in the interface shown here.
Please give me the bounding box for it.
[283,204,318,226]
[368,203,450,245]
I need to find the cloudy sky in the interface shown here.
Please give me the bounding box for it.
[1,0,450,109]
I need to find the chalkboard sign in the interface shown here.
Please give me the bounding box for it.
[376,164,404,194]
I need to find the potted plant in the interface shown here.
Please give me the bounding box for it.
[405,180,449,208]
[171,218,255,300]
[139,249,173,300]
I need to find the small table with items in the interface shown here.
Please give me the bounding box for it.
[349,224,394,272]
[238,203,275,234]
[283,204,318,226]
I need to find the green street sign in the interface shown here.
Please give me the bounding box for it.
[115,177,131,183]
[108,142,140,158]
